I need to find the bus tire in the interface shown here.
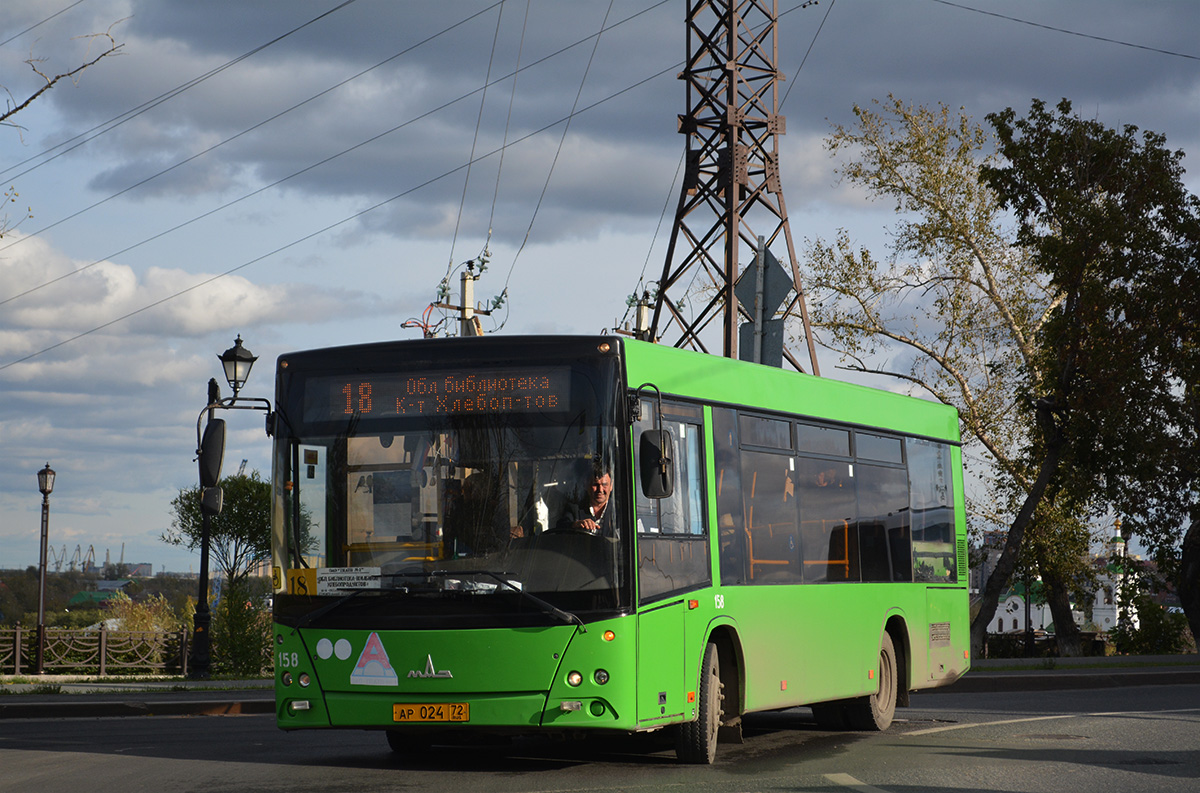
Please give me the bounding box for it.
[846,631,897,731]
[676,642,723,764]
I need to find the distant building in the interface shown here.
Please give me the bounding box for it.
[973,532,1138,635]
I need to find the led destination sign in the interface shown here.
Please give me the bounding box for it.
[304,367,573,422]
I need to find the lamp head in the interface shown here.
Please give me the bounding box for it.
[218,335,257,397]
[37,462,55,496]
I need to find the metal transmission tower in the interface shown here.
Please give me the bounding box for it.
[650,0,820,375]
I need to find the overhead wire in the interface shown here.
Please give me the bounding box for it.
[2,0,670,306]
[928,0,1200,61]
[488,0,531,243]
[0,0,500,262]
[618,149,685,330]
[0,0,89,49]
[19,0,1175,363]
[438,0,533,337]
[1,49,684,371]
[502,0,616,292]
[447,1,507,272]
[0,0,363,185]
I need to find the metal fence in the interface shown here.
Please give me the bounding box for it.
[0,625,190,676]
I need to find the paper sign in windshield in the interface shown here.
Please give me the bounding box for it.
[316,566,382,595]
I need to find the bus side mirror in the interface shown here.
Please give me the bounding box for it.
[639,429,675,499]
[199,418,226,488]
[200,485,224,517]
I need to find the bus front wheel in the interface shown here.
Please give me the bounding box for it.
[846,631,897,731]
[676,642,723,764]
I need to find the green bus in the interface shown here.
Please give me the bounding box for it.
[269,335,969,763]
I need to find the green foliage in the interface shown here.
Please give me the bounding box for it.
[163,470,271,585]
[44,609,105,628]
[1110,596,1194,655]
[983,98,1200,645]
[982,100,1200,505]
[211,577,272,677]
[806,94,1200,655]
[104,591,184,633]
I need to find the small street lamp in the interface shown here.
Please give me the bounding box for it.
[190,335,272,679]
[36,462,56,675]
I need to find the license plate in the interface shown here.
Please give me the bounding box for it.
[393,703,470,722]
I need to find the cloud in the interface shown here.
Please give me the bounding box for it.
[0,231,384,347]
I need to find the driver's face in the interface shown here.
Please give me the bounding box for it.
[590,473,613,509]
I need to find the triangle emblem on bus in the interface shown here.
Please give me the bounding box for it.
[349,631,398,686]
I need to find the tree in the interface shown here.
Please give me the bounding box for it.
[982,98,1200,648]
[801,96,1092,655]
[801,96,1200,656]
[163,471,272,586]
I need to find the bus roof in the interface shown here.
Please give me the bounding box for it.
[621,338,960,444]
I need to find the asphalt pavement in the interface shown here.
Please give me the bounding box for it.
[2,655,1198,720]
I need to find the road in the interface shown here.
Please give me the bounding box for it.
[2,684,1198,793]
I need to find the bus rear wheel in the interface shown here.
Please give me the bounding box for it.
[676,642,723,764]
[846,631,897,731]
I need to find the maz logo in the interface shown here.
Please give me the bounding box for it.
[407,654,453,679]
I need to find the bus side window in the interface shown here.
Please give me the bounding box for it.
[740,450,800,584]
[797,457,858,583]
[908,439,957,582]
[855,464,911,582]
[713,407,747,586]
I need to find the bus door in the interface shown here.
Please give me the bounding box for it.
[633,405,711,725]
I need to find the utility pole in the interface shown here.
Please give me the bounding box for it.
[650,0,819,374]
[434,259,493,337]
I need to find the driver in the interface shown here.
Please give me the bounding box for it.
[558,466,615,537]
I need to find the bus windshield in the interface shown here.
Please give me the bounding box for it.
[271,340,630,628]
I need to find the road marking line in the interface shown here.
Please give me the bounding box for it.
[905,707,1200,737]
[824,772,891,792]
[904,714,1073,736]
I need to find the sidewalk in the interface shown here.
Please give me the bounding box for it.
[2,655,1198,719]
[930,653,1200,694]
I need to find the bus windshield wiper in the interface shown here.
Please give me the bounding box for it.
[290,585,407,633]
[395,569,586,633]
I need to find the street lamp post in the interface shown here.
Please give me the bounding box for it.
[190,378,221,679]
[189,335,271,680]
[36,462,56,675]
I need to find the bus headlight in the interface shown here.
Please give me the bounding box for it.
[594,669,609,685]
[299,673,311,687]
[567,671,583,687]
[281,672,293,686]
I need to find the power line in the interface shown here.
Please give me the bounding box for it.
[0,0,362,184]
[448,2,506,270]
[1,0,670,306]
[929,0,1200,61]
[505,0,616,287]
[0,0,502,259]
[0,0,89,49]
[1,53,682,371]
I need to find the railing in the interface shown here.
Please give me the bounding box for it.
[0,625,190,676]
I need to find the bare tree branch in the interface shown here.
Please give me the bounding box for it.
[1,26,124,127]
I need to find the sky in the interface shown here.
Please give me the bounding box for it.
[2,0,1198,575]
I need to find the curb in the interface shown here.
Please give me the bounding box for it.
[923,666,1200,694]
[0,695,275,720]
